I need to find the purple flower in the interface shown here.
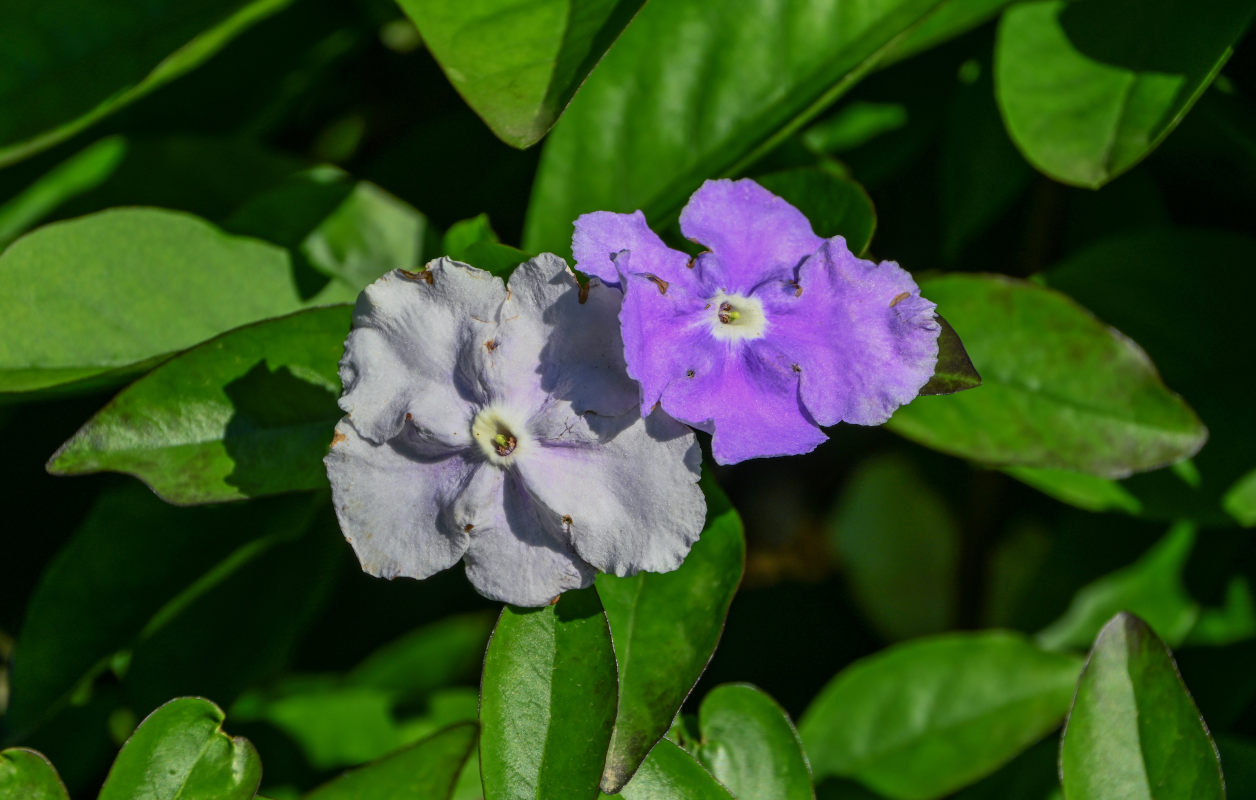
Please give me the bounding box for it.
[325,255,705,607]
[574,178,940,465]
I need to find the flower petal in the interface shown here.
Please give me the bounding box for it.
[517,409,705,576]
[679,179,823,291]
[618,267,711,415]
[492,253,638,417]
[461,470,597,606]
[760,238,940,426]
[339,259,503,446]
[661,340,828,465]
[573,210,693,286]
[325,419,473,580]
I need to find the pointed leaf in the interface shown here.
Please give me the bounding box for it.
[48,306,350,504]
[480,587,618,800]
[1060,612,1224,800]
[395,0,647,148]
[595,490,745,792]
[694,684,814,800]
[918,315,980,395]
[800,632,1082,799]
[98,697,261,800]
[0,748,70,800]
[995,0,1256,188]
[304,722,478,800]
[603,739,735,800]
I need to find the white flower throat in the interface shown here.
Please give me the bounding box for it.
[706,291,767,342]
[471,405,530,466]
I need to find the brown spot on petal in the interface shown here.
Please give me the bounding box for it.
[405,412,413,421]
[485,339,498,351]
[562,514,573,527]
[646,274,669,294]
[464,523,474,532]
[686,369,695,378]
[578,282,590,304]
[890,292,910,307]
[792,364,801,373]
[791,281,803,298]
[330,431,347,446]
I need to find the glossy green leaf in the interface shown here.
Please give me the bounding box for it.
[395,0,646,148]
[442,215,532,279]
[827,453,959,640]
[480,587,618,800]
[304,722,478,800]
[595,488,745,792]
[755,165,877,255]
[0,208,355,394]
[694,684,814,800]
[1037,523,1198,651]
[98,697,261,800]
[995,0,1256,188]
[0,0,294,167]
[800,632,1082,799]
[48,306,350,504]
[1060,613,1224,800]
[0,748,70,800]
[7,485,319,736]
[887,274,1206,478]
[523,0,948,255]
[604,739,735,800]
[918,316,980,396]
[225,166,433,291]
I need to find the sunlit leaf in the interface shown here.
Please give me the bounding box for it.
[693,684,813,800]
[602,739,734,800]
[0,748,70,800]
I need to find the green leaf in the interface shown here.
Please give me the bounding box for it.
[0,748,70,800]
[303,722,478,800]
[1002,466,1144,516]
[886,274,1206,478]
[7,485,320,736]
[0,0,295,167]
[918,315,980,396]
[994,0,1256,188]
[882,0,1018,67]
[394,0,646,149]
[799,632,1082,799]
[0,208,356,395]
[523,0,948,255]
[827,453,959,640]
[48,306,350,504]
[348,612,496,704]
[1036,523,1198,651]
[595,495,745,792]
[1060,613,1224,800]
[480,587,618,800]
[225,166,434,291]
[98,697,262,800]
[603,739,735,800]
[1224,469,1256,527]
[755,165,877,256]
[442,215,532,279]
[694,684,814,800]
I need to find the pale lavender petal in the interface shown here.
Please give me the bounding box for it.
[325,419,473,580]
[761,238,940,426]
[660,340,828,465]
[518,409,704,576]
[339,259,502,446]
[461,471,597,606]
[573,210,693,286]
[678,179,823,291]
[618,267,710,415]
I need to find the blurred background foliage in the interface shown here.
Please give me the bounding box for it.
[1,0,1254,797]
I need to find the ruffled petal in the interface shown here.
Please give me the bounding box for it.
[679,179,823,291]
[759,238,940,426]
[660,340,828,465]
[517,408,704,576]
[461,470,597,606]
[573,210,693,286]
[325,419,474,580]
[618,266,711,415]
[339,259,503,446]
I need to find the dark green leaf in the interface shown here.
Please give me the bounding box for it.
[887,274,1206,478]
[603,739,735,800]
[304,722,478,800]
[694,684,814,800]
[523,0,948,255]
[918,315,980,396]
[98,697,261,800]
[394,0,646,148]
[0,208,356,394]
[755,165,877,255]
[800,632,1082,799]
[0,0,294,167]
[1224,469,1256,527]
[1060,613,1224,800]
[595,495,745,792]
[48,306,350,504]
[480,587,618,800]
[1002,466,1144,515]
[995,0,1256,187]
[883,0,1017,66]
[0,748,70,800]
[348,612,496,704]
[827,453,959,640]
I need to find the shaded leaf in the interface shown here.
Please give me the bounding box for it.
[694,684,814,800]
[1060,613,1224,800]
[918,315,980,396]
[1224,469,1256,527]
[755,165,877,255]
[48,306,350,504]
[303,722,478,800]
[0,748,70,800]
[348,612,496,705]
[882,0,1018,67]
